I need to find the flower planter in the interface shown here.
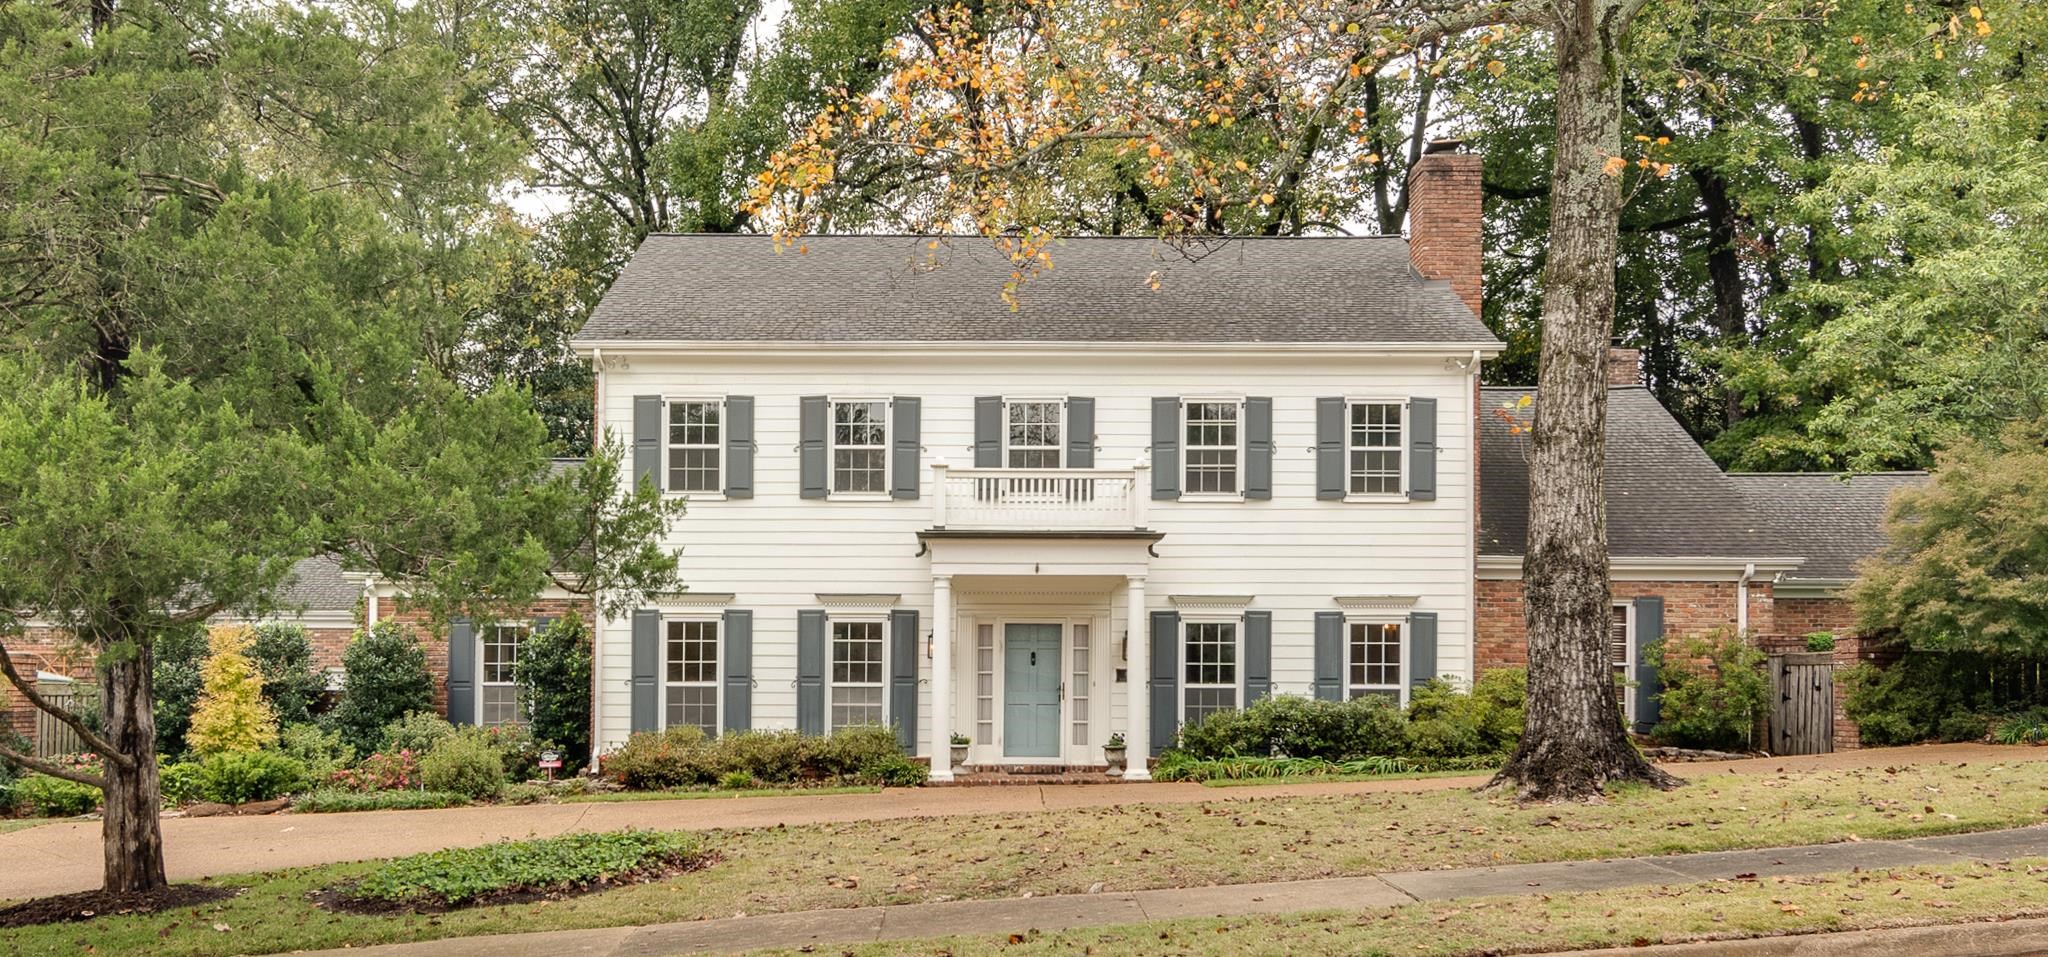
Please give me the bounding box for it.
[1103,746,1127,774]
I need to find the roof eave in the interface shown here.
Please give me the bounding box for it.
[573,338,1507,357]
[1478,554,1807,581]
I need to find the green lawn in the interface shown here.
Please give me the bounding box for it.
[0,818,60,835]
[758,858,2048,956]
[5,758,2047,956]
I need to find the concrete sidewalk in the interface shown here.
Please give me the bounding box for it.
[300,824,2048,957]
[0,742,2032,900]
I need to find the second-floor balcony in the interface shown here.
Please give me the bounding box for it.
[931,463,1150,532]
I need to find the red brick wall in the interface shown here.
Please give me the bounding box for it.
[2,627,98,744]
[1407,147,1484,319]
[369,596,595,717]
[1476,577,1767,673]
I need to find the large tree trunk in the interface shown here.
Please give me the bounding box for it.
[1489,0,1678,801]
[99,647,167,893]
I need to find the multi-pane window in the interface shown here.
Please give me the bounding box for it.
[1347,621,1403,701]
[1348,402,1404,495]
[665,620,719,737]
[1183,401,1241,494]
[1070,624,1092,746]
[479,624,528,726]
[1182,621,1238,726]
[667,400,722,493]
[832,400,888,493]
[1006,400,1063,468]
[830,620,886,731]
[974,623,995,744]
[1610,605,1633,720]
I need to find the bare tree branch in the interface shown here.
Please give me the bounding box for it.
[0,641,135,768]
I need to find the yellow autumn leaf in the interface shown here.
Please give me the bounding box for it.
[1259,192,1276,205]
[1976,19,1991,36]
[1485,59,1505,77]
[1601,156,1628,176]
[1803,66,1820,77]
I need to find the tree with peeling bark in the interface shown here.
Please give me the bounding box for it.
[0,0,683,892]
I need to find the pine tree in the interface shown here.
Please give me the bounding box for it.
[185,627,279,757]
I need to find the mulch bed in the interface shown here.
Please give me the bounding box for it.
[311,851,719,916]
[0,884,241,929]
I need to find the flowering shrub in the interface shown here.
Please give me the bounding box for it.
[331,749,422,792]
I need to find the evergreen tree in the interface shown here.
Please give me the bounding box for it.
[186,627,279,756]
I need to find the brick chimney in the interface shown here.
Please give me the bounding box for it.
[1406,138,1484,319]
[1606,343,1643,387]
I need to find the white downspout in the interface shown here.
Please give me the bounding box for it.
[588,346,605,774]
[1737,562,1757,636]
[364,575,379,627]
[1465,349,1482,687]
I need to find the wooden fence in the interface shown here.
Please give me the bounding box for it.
[33,677,92,758]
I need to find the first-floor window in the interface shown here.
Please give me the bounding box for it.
[1182,621,1238,725]
[666,620,719,736]
[480,623,528,726]
[1610,604,1634,721]
[832,400,888,493]
[1348,401,1404,495]
[1347,621,1403,702]
[1070,624,1092,746]
[830,620,885,730]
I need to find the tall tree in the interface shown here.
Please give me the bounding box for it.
[0,0,682,892]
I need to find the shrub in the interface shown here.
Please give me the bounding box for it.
[158,760,207,806]
[1937,712,1991,743]
[500,782,558,805]
[712,730,806,783]
[186,625,280,756]
[716,770,755,790]
[809,726,903,778]
[333,749,420,792]
[250,623,327,726]
[1995,710,2048,745]
[151,624,210,758]
[198,750,307,805]
[515,614,593,766]
[418,732,508,800]
[1804,632,1838,653]
[381,711,457,757]
[1403,672,1525,759]
[293,789,471,813]
[1647,630,1771,751]
[473,722,544,780]
[329,622,436,757]
[857,754,928,788]
[601,727,716,789]
[340,829,704,909]
[15,773,100,817]
[279,723,356,782]
[1177,694,1407,761]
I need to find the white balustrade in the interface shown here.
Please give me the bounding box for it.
[932,466,1145,530]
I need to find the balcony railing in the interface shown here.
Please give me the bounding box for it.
[932,463,1150,531]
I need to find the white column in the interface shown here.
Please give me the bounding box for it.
[1123,574,1151,780]
[929,574,955,782]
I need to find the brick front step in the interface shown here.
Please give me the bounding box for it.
[931,765,1128,786]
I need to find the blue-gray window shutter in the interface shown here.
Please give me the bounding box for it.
[888,609,919,753]
[1244,397,1273,500]
[1066,398,1094,469]
[974,396,1002,467]
[446,617,476,725]
[1149,610,1179,756]
[1313,612,1343,701]
[1242,610,1272,704]
[1316,397,1345,500]
[1407,611,1438,689]
[633,396,662,493]
[725,396,754,498]
[1407,397,1437,501]
[891,397,921,500]
[799,396,828,499]
[722,610,752,733]
[1151,398,1180,501]
[797,610,826,734]
[1633,596,1665,734]
[630,609,659,733]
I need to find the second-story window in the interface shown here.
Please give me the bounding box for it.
[667,400,722,493]
[832,400,888,493]
[1006,400,1063,468]
[1183,401,1241,495]
[1348,401,1404,496]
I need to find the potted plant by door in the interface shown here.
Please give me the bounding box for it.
[1103,733,1127,774]
[949,733,970,770]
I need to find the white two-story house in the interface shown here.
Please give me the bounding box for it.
[571,147,1499,780]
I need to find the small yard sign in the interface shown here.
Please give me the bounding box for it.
[539,751,563,780]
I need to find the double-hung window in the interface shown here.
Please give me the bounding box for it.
[1183,400,1242,495]
[831,400,889,494]
[1005,400,1063,468]
[829,620,886,731]
[665,620,719,737]
[479,624,528,726]
[1346,620,1403,703]
[1181,621,1238,726]
[1610,604,1634,722]
[667,400,722,493]
[1347,401,1405,496]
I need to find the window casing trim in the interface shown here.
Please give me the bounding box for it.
[1179,396,1246,502]
[662,614,723,737]
[1342,396,1408,502]
[1001,396,1068,470]
[1178,614,1241,725]
[828,396,893,500]
[827,614,890,732]
[663,396,727,500]
[477,621,531,727]
[1342,614,1409,706]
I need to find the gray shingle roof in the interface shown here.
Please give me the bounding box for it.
[1731,472,1929,582]
[575,234,1500,345]
[275,555,362,614]
[1479,387,1779,560]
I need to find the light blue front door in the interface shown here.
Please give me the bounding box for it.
[1003,624,1062,758]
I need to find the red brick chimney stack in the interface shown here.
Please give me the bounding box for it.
[1405,138,1484,319]
[1606,343,1643,387]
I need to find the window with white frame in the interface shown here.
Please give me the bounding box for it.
[1183,401,1241,495]
[974,623,995,744]
[1070,624,1091,746]
[1346,621,1403,702]
[1348,401,1404,496]
[831,400,889,493]
[479,624,528,726]
[830,620,886,730]
[1005,400,1063,468]
[665,620,719,737]
[1610,604,1634,721]
[667,400,722,493]
[1182,621,1238,725]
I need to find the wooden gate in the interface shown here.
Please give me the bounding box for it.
[1770,652,1834,755]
